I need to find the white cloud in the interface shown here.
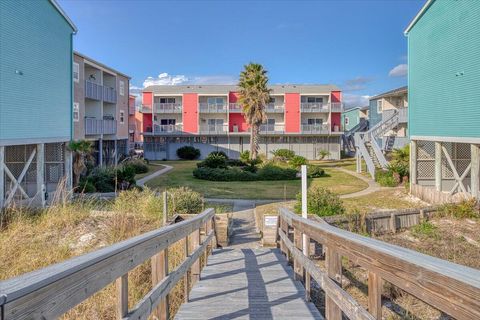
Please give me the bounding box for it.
[143,73,189,87]
[343,94,371,108]
[388,64,408,77]
[142,72,237,87]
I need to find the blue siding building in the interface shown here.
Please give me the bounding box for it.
[0,0,76,207]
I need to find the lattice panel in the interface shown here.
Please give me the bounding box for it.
[456,160,471,178]
[442,158,454,179]
[455,143,471,160]
[417,141,435,160]
[417,160,435,179]
[46,163,64,183]
[45,143,64,162]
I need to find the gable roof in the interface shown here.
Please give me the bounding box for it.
[49,0,77,33]
[370,86,407,100]
[404,0,435,35]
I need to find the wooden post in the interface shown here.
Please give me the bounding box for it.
[152,250,169,320]
[435,142,442,192]
[64,144,73,192]
[326,247,342,320]
[278,217,285,254]
[419,209,425,222]
[116,273,128,319]
[356,150,362,173]
[163,191,168,226]
[293,227,303,281]
[304,235,311,301]
[190,229,200,284]
[389,213,397,233]
[204,221,210,262]
[368,272,382,319]
[184,235,190,303]
[471,144,480,199]
[410,140,417,192]
[36,143,45,207]
[0,146,4,209]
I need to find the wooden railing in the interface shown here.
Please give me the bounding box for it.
[0,209,216,320]
[278,207,480,320]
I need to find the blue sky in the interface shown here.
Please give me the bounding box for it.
[58,0,424,107]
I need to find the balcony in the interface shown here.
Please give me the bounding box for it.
[199,103,228,113]
[85,118,117,135]
[140,105,152,113]
[85,80,103,101]
[153,124,183,134]
[103,86,117,104]
[229,103,242,113]
[301,124,330,134]
[154,103,182,113]
[259,124,285,134]
[199,124,228,134]
[330,102,344,112]
[300,103,329,113]
[383,107,408,123]
[266,103,284,113]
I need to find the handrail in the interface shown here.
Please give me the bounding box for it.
[278,208,480,320]
[0,208,216,319]
[370,138,389,168]
[358,140,376,178]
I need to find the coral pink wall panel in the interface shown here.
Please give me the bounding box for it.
[229,113,249,132]
[331,113,341,131]
[331,91,342,103]
[285,93,300,133]
[142,92,153,106]
[183,93,198,133]
[229,91,239,103]
[143,114,152,132]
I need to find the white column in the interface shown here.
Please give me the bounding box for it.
[0,146,4,208]
[356,149,361,173]
[435,142,442,192]
[98,139,103,166]
[301,165,309,254]
[36,143,45,207]
[410,140,417,192]
[471,144,480,199]
[65,145,73,191]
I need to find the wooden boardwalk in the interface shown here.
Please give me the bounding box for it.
[175,248,323,319]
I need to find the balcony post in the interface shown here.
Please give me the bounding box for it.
[471,144,480,199]
[99,139,103,166]
[36,143,45,207]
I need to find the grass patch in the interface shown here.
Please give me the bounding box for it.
[343,189,425,214]
[145,161,368,200]
[205,202,234,214]
[134,162,165,180]
[411,221,439,239]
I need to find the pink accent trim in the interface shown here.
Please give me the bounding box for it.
[183,93,198,133]
[285,93,300,133]
[331,91,342,103]
[229,113,249,132]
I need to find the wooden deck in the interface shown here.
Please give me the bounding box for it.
[175,248,323,320]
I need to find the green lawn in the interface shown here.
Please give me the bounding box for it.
[145,161,368,200]
[135,163,165,180]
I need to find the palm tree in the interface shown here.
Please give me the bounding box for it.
[238,63,271,160]
[68,140,93,188]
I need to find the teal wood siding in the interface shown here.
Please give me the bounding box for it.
[408,0,480,138]
[341,108,360,131]
[0,0,74,145]
[368,98,382,128]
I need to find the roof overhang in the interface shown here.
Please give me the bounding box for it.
[49,0,77,33]
[404,0,435,35]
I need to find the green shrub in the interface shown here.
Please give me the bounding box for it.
[375,170,398,187]
[271,149,295,161]
[439,199,480,219]
[176,146,200,160]
[318,149,330,160]
[78,176,96,193]
[116,165,136,190]
[209,151,228,159]
[193,164,297,181]
[197,153,227,169]
[412,221,438,239]
[167,187,204,215]
[257,164,298,180]
[226,159,245,167]
[240,150,250,162]
[289,155,308,168]
[124,159,149,174]
[295,186,345,217]
[89,167,116,192]
[307,165,326,178]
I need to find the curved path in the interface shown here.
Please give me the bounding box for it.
[334,167,383,199]
[136,164,173,187]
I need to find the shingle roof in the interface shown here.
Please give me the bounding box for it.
[370,86,408,100]
[143,84,340,95]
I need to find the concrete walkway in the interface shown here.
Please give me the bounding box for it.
[136,164,173,187]
[333,167,383,199]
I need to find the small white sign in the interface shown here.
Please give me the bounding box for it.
[264,215,278,227]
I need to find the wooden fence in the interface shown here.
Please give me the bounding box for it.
[0,208,216,320]
[278,207,480,320]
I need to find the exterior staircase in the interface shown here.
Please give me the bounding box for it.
[355,110,399,178]
[342,118,369,155]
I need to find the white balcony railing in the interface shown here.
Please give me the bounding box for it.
[384,107,408,123]
[229,103,242,113]
[85,80,103,101]
[199,124,228,134]
[301,124,330,134]
[330,102,343,112]
[266,103,285,113]
[140,105,152,113]
[153,124,183,134]
[300,103,329,113]
[85,118,117,135]
[259,124,285,134]
[154,103,182,113]
[199,103,228,113]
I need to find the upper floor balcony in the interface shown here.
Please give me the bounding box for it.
[199,124,228,134]
[300,103,329,113]
[153,124,183,134]
[140,105,152,113]
[85,118,117,135]
[301,124,330,134]
[154,103,182,113]
[383,107,408,123]
[103,86,117,104]
[330,102,343,112]
[229,103,284,113]
[259,124,285,134]
[199,103,228,113]
[85,80,117,103]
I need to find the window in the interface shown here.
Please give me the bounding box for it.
[160,119,176,125]
[377,100,383,113]
[267,118,276,125]
[73,62,79,83]
[207,97,225,105]
[307,118,323,125]
[120,110,125,124]
[73,102,79,122]
[301,96,323,103]
[345,117,349,125]
[269,97,276,103]
[208,119,224,125]
[159,97,176,104]
[119,80,125,96]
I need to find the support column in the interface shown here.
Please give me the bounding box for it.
[0,146,4,209]
[65,145,73,192]
[356,149,361,173]
[471,144,480,199]
[410,140,417,192]
[98,139,103,166]
[435,142,442,192]
[114,139,118,166]
[37,143,45,207]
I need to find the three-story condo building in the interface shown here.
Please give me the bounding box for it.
[0,0,76,208]
[140,85,343,160]
[406,0,480,202]
[73,52,130,165]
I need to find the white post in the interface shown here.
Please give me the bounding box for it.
[65,145,73,192]
[37,143,45,207]
[435,142,442,192]
[301,165,308,253]
[0,146,4,208]
[410,140,417,193]
[471,144,480,199]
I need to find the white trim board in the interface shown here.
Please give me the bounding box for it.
[411,135,480,144]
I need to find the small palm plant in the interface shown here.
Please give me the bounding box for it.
[238,63,271,160]
[318,150,330,160]
[68,140,93,188]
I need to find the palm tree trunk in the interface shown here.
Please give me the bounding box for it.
[250,124,259,160]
